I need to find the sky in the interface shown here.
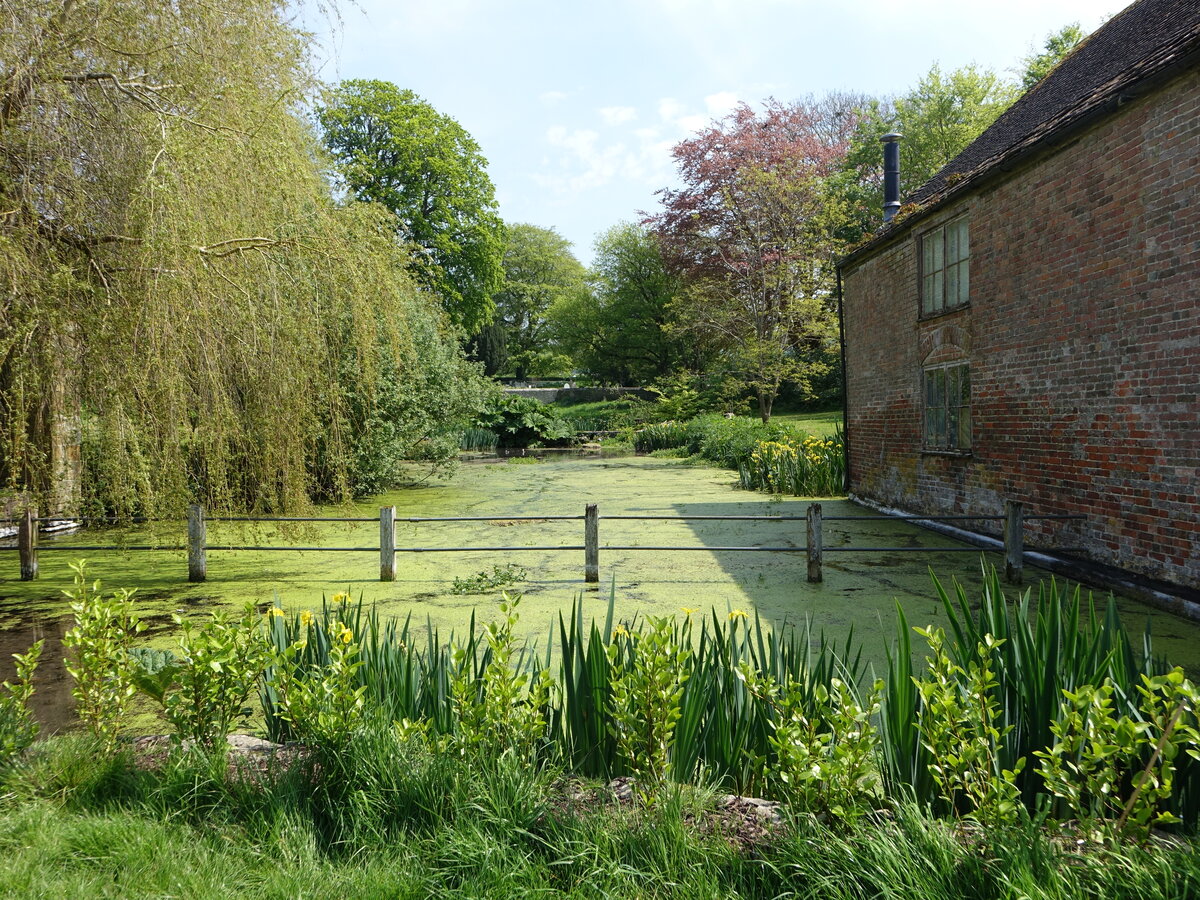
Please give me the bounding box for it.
[304,0,1130,265]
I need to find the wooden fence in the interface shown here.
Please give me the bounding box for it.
[7,501,1081,586]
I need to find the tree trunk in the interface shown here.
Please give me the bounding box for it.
[757,389,774,423]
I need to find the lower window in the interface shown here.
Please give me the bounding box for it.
[924,363,971,451]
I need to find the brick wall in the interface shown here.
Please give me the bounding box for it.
[842,67,1200,590]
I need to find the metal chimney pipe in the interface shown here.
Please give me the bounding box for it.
[881,132,902,223]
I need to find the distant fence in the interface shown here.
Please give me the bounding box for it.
[4,501,1082,586]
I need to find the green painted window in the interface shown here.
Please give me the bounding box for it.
[924,363,971,451]
[921,218,970,316]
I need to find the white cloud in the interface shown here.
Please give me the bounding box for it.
[539,90,569,105]
[704,91,740,115]
[599,105,638,126]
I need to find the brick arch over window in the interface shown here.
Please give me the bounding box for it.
[920,323,971,366]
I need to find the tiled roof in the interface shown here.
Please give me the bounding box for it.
[844,0,1200,264]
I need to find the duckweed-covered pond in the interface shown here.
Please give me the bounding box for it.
[3,453,1199,729]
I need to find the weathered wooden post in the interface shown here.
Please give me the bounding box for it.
[380,506,396,582]
[1004,499,1024,584]
[187,503,206,582]
[806,502,823,583]
[18,507,37,581]
[584,503,599,583]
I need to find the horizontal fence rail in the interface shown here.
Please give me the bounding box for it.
[3,501,1084,586]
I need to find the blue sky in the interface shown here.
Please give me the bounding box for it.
[304,0,1128,265]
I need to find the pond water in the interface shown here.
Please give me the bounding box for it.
[3,453,1199,731]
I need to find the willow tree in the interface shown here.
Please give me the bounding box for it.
[0,0,478,516]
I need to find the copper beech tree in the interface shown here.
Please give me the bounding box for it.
[652,97,860,422]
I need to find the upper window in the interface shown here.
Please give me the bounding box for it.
[924,362,971,452]
[921,218,970,316]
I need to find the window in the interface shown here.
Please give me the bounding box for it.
[921,218,969,316]
[924,363,971,451]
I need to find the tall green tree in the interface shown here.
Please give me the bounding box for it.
[1020,23,1088,90]
[489,224,585,381]
[551,223,684,386]
[318,80,505,334]
[840,64,1019,235]
[0,0,480,514]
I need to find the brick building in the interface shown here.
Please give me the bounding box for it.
[839,0,1199,594]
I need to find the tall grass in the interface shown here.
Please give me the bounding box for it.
[878,565,1197,821]
[262,590,861,795]
[459,427,499,451]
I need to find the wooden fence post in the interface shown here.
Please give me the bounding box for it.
[380,506,396,582]
[806,502,823,583]
[187,504,206,582]
[18,507,36,581]
[584,503,599,583]
[1004,499,1024,584]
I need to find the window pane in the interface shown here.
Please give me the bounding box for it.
[926,369,944,407]
[957,220,969,262]
[946,265,959,309]
[958,365,971,403]
[958,407,972,448]
[956,261,970,305]
[932,409,946,447]
[922,274,935,314]
[931,271,943,312]
[947,404,959,448]
[923,238,934,273]
[930,228,944,270]
[945,222,958,262]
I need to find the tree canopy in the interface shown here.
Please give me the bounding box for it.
[318,80,505,335]
[1020,23,1089,90]
[652,99,857,421]
[488,224,585,381]
[0,0,482,515]
[550,223,683,387]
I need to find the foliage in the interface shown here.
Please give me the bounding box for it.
[878,566,1180,821]
[447,594,553,761]
[61,562,144,753]
[274,613,368,751]
[1020,23,1089,90]
[1,1,476,517]
[551,223,685,385]
[631,414,846,498]
[738,431,846,496]
[743,668,881,820]
[318,79,505,334]
[483,223,588,381]
[451,563,528,595]
[839,66,1019,234]
[913,627,1024,824]
[653,98,859,421]
[1036,669,1200,840]
[0,639,43,766]
[607,615,692,797]
[133,605,271,750]
[473,394,574,448]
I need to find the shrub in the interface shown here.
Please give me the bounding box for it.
[0,639,43,766]
[132,604,272,750]
[61,562,145,753]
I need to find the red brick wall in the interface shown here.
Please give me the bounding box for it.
[843,68,1200,590]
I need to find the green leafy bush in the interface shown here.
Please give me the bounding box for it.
[132,605,271,750]
[1037,668,1200,840]
[472,394,574,448]
[61,562,145,753]
[0,639,43,766]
